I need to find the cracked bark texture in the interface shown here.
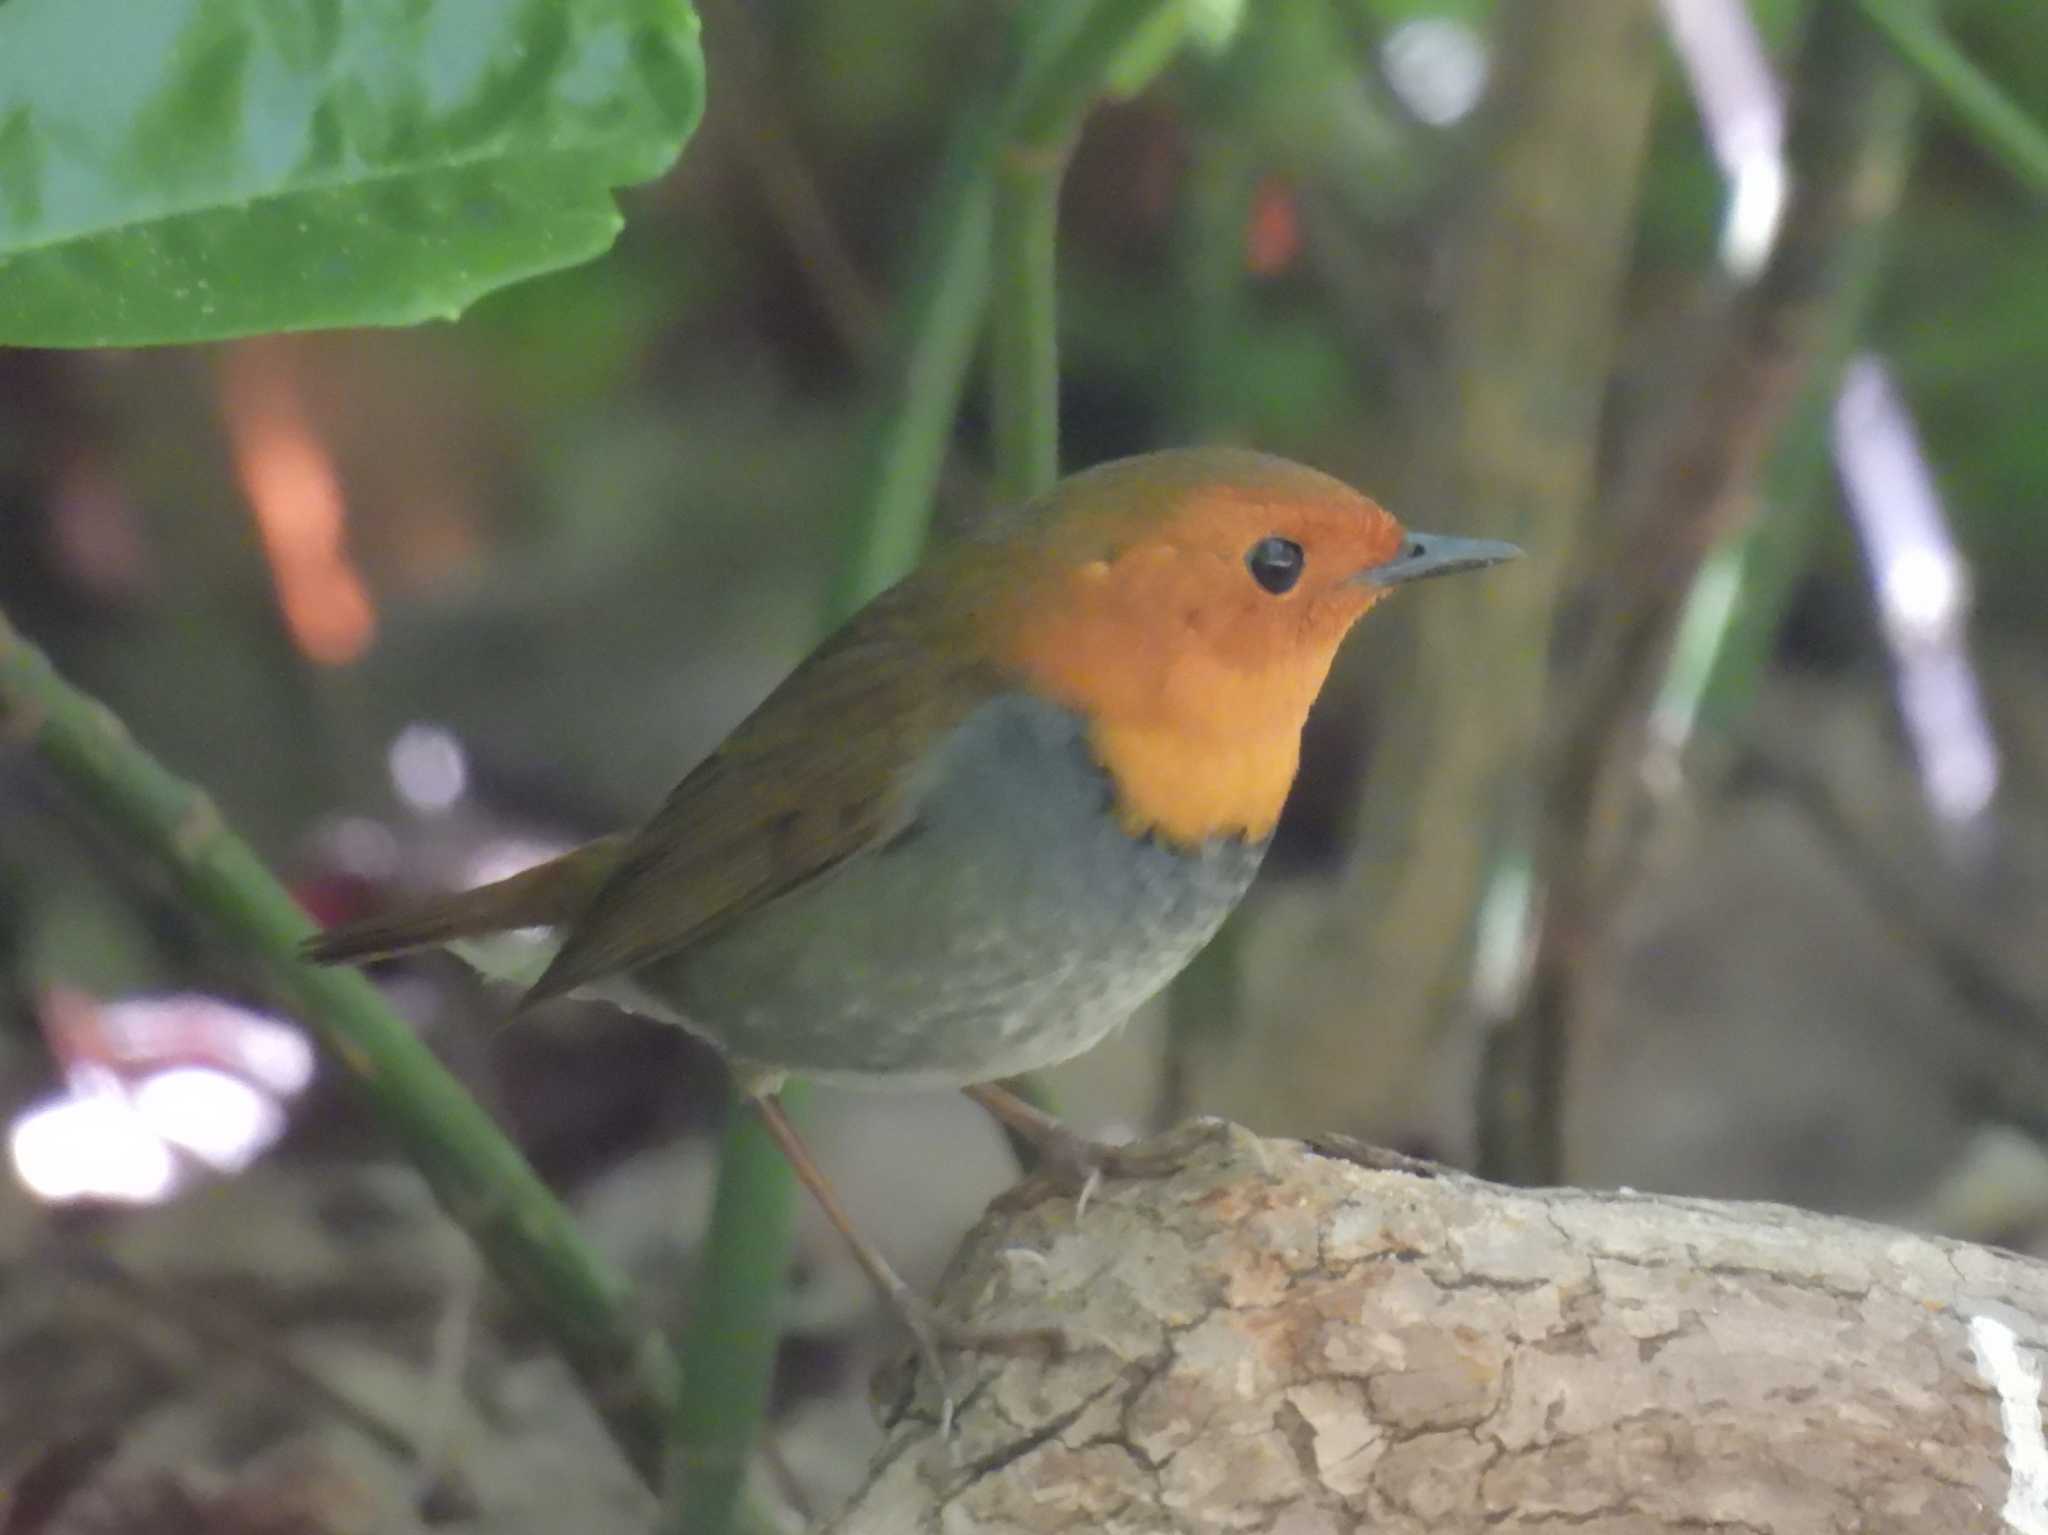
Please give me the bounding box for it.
[828,1125,2040,1533]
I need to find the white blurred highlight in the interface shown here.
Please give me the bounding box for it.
[1721,157,1787,279]
[84,994,316,1097]
[1471,848,1539,1018]
[1381,18,1489,128]
[9,993,314,1206]
[1658,0,1788,277]
[390,722,470,814]
[319,814,402,882]
[133,1068,289,1173]
[11,1084,180,1205]
[232,1018,318,1097]
[1833,357,2001,825]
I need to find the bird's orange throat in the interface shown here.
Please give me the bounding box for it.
[1087,716,1302,847]
[992,563,1374,847]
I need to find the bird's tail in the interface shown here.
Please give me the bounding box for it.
[301,834,628,965]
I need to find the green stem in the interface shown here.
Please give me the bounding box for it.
[1006,0,1181,150]
[1852,0,2048,195]
[664,1092,805,1533]
[990,154,1063,503]
[835,0,1183,607]
[832,108,1002,617]
[0,610,678,1486]
[983,0,1185,507]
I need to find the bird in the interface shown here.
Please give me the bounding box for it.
[305,446,1518,1391]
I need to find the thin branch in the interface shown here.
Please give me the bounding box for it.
[0,608,679,1487]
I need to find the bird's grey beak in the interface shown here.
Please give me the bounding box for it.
[1356,531,1523,588]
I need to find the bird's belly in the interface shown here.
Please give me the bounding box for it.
[627,694,1267,1087]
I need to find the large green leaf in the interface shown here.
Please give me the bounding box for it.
[0,0,703,345]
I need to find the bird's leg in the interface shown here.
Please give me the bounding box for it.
[745,1090,1059,1432]
[747,1092,926,1324]
[964,1082,1220,1203]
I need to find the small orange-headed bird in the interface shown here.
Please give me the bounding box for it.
[307,448,1516,1365]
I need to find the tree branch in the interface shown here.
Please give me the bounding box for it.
[831,1124,2042,1532]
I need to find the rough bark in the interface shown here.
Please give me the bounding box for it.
[829,1123,2046,1533]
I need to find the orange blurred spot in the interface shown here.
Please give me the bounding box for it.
[1245,178,1302,277]
[222,344,376,666]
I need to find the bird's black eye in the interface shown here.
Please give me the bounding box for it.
[1245,536,1304,595]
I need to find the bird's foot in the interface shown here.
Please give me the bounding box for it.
[967,1085,1237,1216]
[1037,1117,1246,1216]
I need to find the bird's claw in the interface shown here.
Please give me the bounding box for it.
[1033,1116,1237,1203]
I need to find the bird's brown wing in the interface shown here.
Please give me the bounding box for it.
[522,585,994,1005]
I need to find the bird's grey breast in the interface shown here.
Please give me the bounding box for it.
[635,691,1266,1085]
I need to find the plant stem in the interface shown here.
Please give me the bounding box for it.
[835,0,1183,603]
[985,0,1178,504]
[1853,0,2048,195]
[0,609,679,1486]
[664,1098,803,1534]
[1005,0,1181,150]
[990,153,1062,502]
[832,110,1002,616]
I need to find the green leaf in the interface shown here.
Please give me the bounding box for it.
[0,0,704,346]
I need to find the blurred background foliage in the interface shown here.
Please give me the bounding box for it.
[2,0,2047,1527]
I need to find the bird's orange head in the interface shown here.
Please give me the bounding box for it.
[953,448,1517,849]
